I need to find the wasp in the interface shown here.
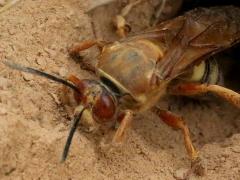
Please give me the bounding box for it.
[3,6,240,171]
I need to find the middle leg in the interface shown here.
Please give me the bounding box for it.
[152,107,198,161]
[152,106,205,176]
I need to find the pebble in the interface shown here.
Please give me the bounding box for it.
[66,10,74,19]
[36,57,47,67]
[49,92,61,105]
[7,28,16,35]
[0,0,6,6]
[231,146,240,153]
[0,106,7,115]
[22,72,34,81]
[173,168,188,180]
[220,156,226,163]
[0,77,10,90]
[44,48,57,57]
[58,67,68,77]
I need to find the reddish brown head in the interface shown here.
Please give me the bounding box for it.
[68,75,117,123]
[2,60,118,162]
[61,75,119,162]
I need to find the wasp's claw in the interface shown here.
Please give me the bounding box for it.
[191,157,205,177]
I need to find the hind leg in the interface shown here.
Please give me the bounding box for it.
[169,83,240,109]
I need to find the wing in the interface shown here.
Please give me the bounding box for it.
[138,6,240,81]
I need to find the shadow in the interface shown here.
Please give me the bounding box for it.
[182,0,240,12]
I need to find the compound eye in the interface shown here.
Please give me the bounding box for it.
[92,93,116,122]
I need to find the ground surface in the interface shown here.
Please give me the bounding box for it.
[0,0,240,179]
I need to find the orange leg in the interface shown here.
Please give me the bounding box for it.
[153,107,198,161]
[112,110,133,144]
[68,40,106,73]
[169,83,240,108]
[69,40,106,56]
[153,107,205,177]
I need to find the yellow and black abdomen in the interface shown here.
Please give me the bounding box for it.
[183,57,223,85]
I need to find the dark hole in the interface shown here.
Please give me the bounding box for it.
[182,0,240,11]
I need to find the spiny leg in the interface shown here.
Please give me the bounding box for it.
[169,83,240,109]
[112,110,133,144]
[113,0,143,38]
[153,107,198,160]
[152,107,204,177]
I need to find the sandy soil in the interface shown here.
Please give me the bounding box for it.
[0,0,240,179]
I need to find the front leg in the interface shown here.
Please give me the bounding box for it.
[169,83,240,108]
[112,110,133,144]
[69,39,107,56]
[68,40,107,74]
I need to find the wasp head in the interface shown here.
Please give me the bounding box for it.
[68,75,117,127]
[2,60,118,161]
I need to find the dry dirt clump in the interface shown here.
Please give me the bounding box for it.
[0,0,240,179]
